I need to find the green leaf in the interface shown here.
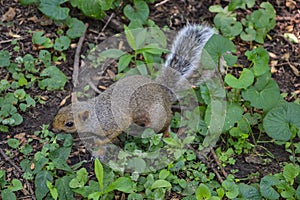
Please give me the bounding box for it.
[225,68,254,89]
[222,180,239,199]
[242,78,281,111]
[158,169,170,180]
[284,33,299,44]
[38,0,69,20]
[245,46,269,76]
[128,193,143,200]
[19,0,39,5]
[260,175,280,200]
[118,54,133,73]
[94,159,104,192]
[163,137,181,147]
[35,170,53,200]
[204,34,236,66]
[11,113,23,126]
[38,66,67,90]
[14,89,26,100]
[209,5,225,13]
[240,28,256,42]
[136,61,148,76]
[7,139,20,149]
[1,189,16,200]
[296,185,300,200]
[264,102,300,141]
[66,18,86,39]
[47,181,58,200]
[127,157,147,173]
[223,103,244,132]
[283,163,300,184]
[0,50,11,67]
[32,31,53,48]
[124,25,137,50]
[97,49,126,61]
[54,36,71,51]
[124,0,149,24]
[151,180,171,190]
[10,179,23,192]
[69,168,88,188]
[56,175,75,200]
[105,177,135,193]
[0,125,9,132]
[69,0,108,19]
[195,183,211,199]
[20,144,33,155]
[238,183,260,200]
[39,50,52,67]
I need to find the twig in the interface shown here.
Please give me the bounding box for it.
[0,148,35,199]
[0,37,24,44]
[96,13,115,40]
[101,13,115,33]
[155,0,170,7]
[0,148,23,173]
[73,23,89,87]
[210,146,228,178]
[187,144,224,183]
[87,78,102,94]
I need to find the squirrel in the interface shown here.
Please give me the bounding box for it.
[52,24,218,144]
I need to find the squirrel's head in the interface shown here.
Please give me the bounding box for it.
[52,105,77,133]
[52,103,92,133]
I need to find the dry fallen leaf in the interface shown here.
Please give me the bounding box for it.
[282,53,290,61]
[107,69,115,79]
[269,52,277,59]
[286,25,294,32]
[2,7,16,22]
[288,63,300,77]
[286,0,296,9]
[28,16,39,23]
[14,132,26,140]
[60,94,71,107]
[98,85,107,90]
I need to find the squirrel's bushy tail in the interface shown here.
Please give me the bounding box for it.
[156,24,216,91]
[165,24,215,77]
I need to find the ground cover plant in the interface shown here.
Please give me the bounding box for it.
[0,0,300,199]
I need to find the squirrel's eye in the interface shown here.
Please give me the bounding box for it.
[65,121,74,127]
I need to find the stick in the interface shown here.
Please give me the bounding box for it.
[155,0,170,7]
[210,146,228,178]
[73,23,89,87]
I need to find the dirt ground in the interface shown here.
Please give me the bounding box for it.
[0,0,299,198]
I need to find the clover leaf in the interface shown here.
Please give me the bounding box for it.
[38,66,67,90]
[124,0,149,25]
[263,102,300,141]
[38,0,69,21]
[225,68,254,89]
[0,50,11,67]
[214,14,243,38]
[245,46,269,76]
[66,18,86,39]
[242,73,281,111]
[54,36,71,51]
[260,175,280,200]
[204,34,237,67]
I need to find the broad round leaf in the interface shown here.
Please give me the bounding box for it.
[124,0,149,24]
[225,68,254,89]
[263,102,300,141]
[242,78,281,111]
[38,0,69,20]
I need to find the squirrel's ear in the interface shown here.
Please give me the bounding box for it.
[78,110,90,122]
